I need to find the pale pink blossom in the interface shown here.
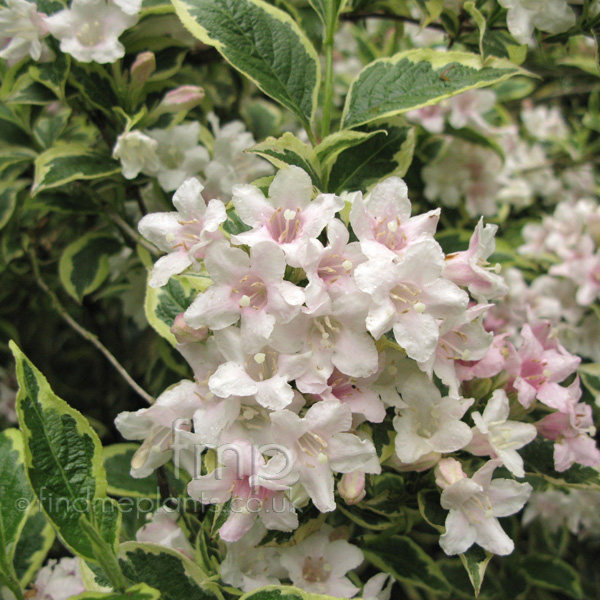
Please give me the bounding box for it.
[184,240,304,352]
[279,525,363,598]
[443,218,508,302]
[138,178,226,287]
[115,380,202,477]
[355,238,469,363]
[393,373,473,465]
[231,166,344,267]
[466,389,537,477]
[270,402,379,512]
[435,458,532,556]
[136,509,194,557]
[350,176,440,262]
[30,558,84,600]
[188,439,297,542]
[208,327,309,411]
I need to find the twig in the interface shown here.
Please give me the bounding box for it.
[108,211,161,257]
[29,248,155,405]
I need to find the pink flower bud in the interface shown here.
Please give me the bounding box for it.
[171,313,208,344]
[130,51,156,87]
[434,457,466,490]
[159,86,205,112]
[337,471,366,505]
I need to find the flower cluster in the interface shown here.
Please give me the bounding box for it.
[112,164,600,595]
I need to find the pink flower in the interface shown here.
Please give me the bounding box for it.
[506,321,580,410]
[443,218,508,302]
[350,176,440,262]
[184,240,305,352]
[537,379,600,472]
[270,402,379,512]
[231,166,344,267]
[138,178,226,287]
[188,439,297,542]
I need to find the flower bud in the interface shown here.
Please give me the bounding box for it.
[337,471,366,505]
[171,313,208,344]
[130,51,156,87]
[434,457,466,490]
[158,85,205,113]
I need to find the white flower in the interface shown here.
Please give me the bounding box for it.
[355,238,468,363]
[136,508,194,557]
[393,371,473,464]
[270,401,379,512]
[45,0,138,64]
[466,389,537,477]
[521,104,569,140]
[279,525,363,598]
[113,130,161,180]
[30,558,85,600]
[498,0,575,44]
[422,139,502,217]
[0,0,49,64]
[201,113,273,201]
[138,177,226,287]
[146,122,210,191]
[435,458,532,556]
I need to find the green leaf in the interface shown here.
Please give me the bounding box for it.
[119,542,222,600]
[71,583,162,600]
[144,274,211,346]
[33,144,120,195]
[327,119,415,193]
[239,585,342,599]
[29,52,71,100]
[104,444,185,498]
[342,50,528,129]
[0,429,33,568]
[171,0,320,129]
[459,546,493,597]
[0,146,36,176]
[0,178,28,231]
[362,534,451,593]
[417,489,446,533]
[337,504,395,531]
[33,108,72,150]
[247,133,322,188]
[5,74,56,105]
[58,233,123,302]
[315,129,381,186]
[306,0,347,25]
[520,555,583,599]
[10,342,115,561]
[579,362,600,403]
[69,64,119,116]
[464,2,486,57]
[13,504,55,587]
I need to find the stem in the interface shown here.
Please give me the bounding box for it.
[321,1,337,139]
[303,117,319,146]
[29,248,155,405]
[108,212,161,257]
